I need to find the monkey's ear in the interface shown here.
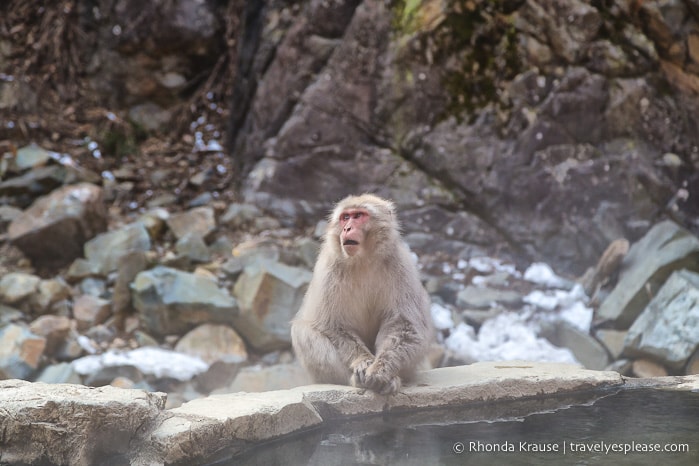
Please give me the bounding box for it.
[375,196,396,218]
[386,199,396,217]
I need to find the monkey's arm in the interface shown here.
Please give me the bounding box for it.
[324,326,375,365]
[323,326,376,386]
[365,310,430,395]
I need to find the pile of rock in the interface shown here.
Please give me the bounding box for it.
[1,144,316,406]
[429,220,699,379]
[596,220,699,377]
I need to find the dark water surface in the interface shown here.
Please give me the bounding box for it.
[214,388,699,465]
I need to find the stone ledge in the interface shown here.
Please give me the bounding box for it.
[0,380,166,466]
[141,361,626,464]
[7,363,698,466]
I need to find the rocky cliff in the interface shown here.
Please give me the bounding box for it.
[1,0,698,274]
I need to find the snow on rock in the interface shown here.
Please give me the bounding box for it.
[444,313,579,365]
[523,262,570,288]
[524,284,593,332]
[439,259,593,365]
[468,257,520,277]
[430,303,454,331]
[557,300,594,333]
[72,347,209,381]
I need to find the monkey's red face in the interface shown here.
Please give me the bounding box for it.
[339,208,370,257]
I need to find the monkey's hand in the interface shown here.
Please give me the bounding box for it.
[349,354,375,388]
[364,359,401,395]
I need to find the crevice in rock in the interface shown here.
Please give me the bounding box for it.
[395,140,533,261]
[227,0,274,177]
[229,0,364,186]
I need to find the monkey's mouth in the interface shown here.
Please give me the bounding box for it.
[343,240,359,246]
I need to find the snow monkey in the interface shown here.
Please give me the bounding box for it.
[291,194,432,395]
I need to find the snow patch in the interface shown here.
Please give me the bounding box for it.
[444,313,578,365]
[430,303,454,331]
[523,262,568,288]
[72,347,209,381]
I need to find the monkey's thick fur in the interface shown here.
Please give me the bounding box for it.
[291,194,432,395]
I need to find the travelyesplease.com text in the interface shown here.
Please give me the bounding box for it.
[453,440,690,455]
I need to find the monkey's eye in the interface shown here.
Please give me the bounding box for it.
[341,213,350,221]
[353,212,363,219]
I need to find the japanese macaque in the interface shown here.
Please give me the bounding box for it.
[291,194,433,395]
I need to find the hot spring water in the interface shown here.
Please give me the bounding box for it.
[215,388,699,465]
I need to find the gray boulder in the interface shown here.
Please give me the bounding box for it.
[175,232,211,263]
[112,250,149,314]
[6,143,53,172]
[0,164,101,207]
[623,269,699,370]
[0,272,40,305]
[31,277,72,314]
[84,222,152,275]
[132,266,239,337]
[456,285,523,309]
[227,0,699,277]
[34,362,82,385]
[0,205,21,232]
[28,315,72,356]
[8,183,107,269]
[232,261,312,353]
[541,322,610,370]
[224,363,312,393]
[166,206,216,240]
[597,221,699,328]
[175,323,248,365]
[0,323,46,379]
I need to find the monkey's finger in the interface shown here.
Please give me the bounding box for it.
[366,374,400,395]
[355,368,368,385]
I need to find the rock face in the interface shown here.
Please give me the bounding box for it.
[0,379,166,466]
[623,269,699,370]
[229,0,699,275]
[7,183,107,269]
[3,1,699,276]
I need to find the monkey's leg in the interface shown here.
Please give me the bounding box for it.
[291,320,353,385]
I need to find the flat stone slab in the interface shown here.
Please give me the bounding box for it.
[294,361,624,418]
[143,390,323,465]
